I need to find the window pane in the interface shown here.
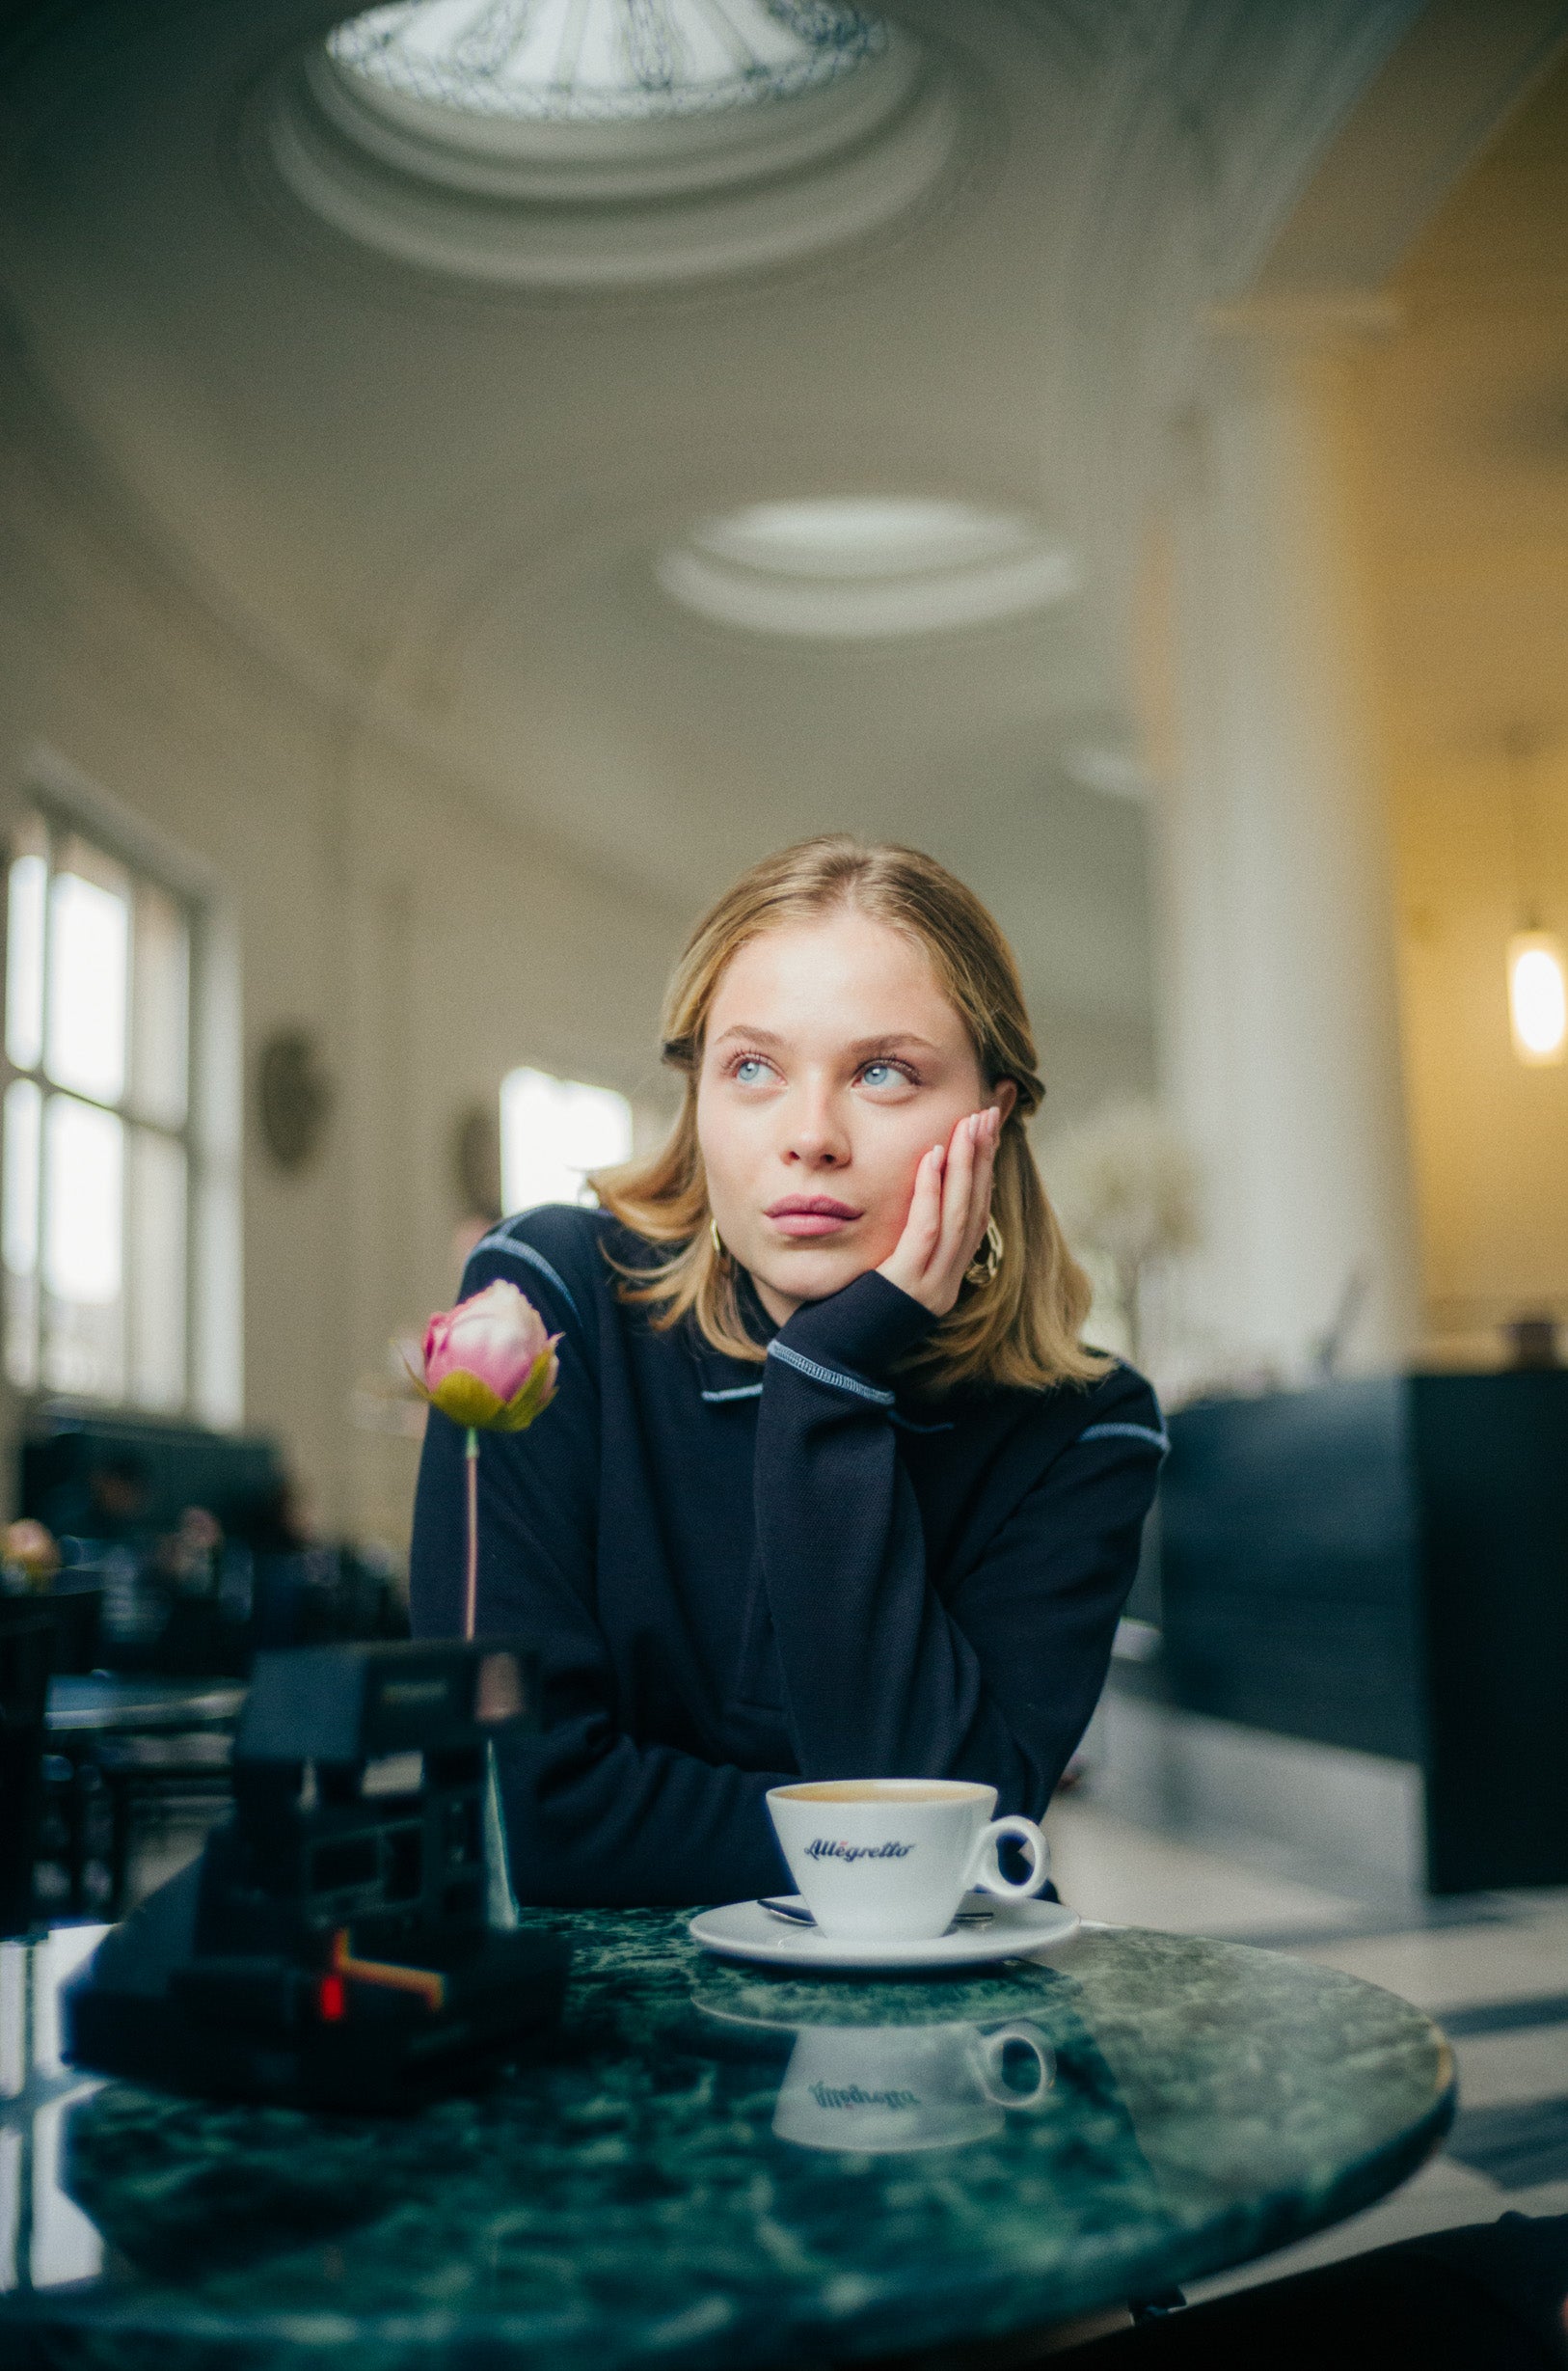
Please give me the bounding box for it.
[6,822,48,1072]
[500,1067,633,1213]
[46,850,129,1104]
[4,1078,41,1277]
[3,1078,41,1389]
[41,1094,124,1400]
[132,885,189,1127]
[128,1129,186,1411]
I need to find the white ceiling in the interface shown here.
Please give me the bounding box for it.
[0,0,1432,1096]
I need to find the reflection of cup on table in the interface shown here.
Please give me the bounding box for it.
[767,1779,1048,1940]
[774,2020,1056,2154]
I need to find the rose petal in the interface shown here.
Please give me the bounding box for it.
[492,1344,561,1431]
[422,1279,552,1404]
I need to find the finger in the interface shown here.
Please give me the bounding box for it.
[964,1110,999,1264]
[951,1106,1003,1273]
[965,1106,998,1243]
[934,1110,979,1272]
[976,1103,1001,1201]
[902,1142,947,1268]
[876,1143,950,1302]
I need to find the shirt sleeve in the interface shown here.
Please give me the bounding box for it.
[408,1231,793,1908]
[753,1271,1165,1817]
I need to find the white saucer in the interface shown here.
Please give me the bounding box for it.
[688,1894,1080,1972]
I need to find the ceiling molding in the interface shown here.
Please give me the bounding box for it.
[230,24,1000,322]
[328,431,1082,711]
[0,316,693,928]
[267,24,959,292]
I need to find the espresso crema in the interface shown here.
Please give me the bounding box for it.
[776,1780,990,1805]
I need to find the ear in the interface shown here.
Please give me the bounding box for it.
[991,1078,1019,1124]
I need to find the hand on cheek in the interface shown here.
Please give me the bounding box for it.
[875,1105,1002,1317]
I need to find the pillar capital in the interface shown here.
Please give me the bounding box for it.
[1202,292,1401,352]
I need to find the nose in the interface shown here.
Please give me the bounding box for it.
[781,1077,852,1169]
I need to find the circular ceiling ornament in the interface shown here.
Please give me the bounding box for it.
[326,0,888,124]
[655,500,1080,640]
[267,1,958,289]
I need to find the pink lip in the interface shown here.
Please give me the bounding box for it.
[765,1195,863,1239]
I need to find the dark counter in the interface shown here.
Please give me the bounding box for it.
[1156,1369,1568,1891]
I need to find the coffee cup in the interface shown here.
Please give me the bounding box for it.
[773,2018,1056,2154]
[766,1778,1049,1941]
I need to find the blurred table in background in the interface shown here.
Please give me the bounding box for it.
[46,1676,245,1734]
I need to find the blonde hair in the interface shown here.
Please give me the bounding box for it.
[593,835,1107,1394]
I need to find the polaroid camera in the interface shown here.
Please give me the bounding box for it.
[65,1639,570,2109]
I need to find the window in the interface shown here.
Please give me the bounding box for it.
[500,1067,632,1215]
[4,809,196,1409]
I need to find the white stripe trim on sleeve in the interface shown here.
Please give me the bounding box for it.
[765,1339,896,1406]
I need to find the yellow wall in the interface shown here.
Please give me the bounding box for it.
[1343,56,1568,1356]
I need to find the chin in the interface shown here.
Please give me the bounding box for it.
[749,1246,873,1307]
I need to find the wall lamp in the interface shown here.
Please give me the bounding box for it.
[1508,930,1567,1065]
[1503,730,1565,1066]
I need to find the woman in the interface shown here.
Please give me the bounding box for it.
[410,836,1166,1906]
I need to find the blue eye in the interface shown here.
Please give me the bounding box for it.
[860,1061,910,1089]
[734,1058,769,1085]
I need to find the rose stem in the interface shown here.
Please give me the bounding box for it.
[463,1426,479,1642]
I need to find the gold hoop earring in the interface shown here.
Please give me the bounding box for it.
[965,1215,1004,1288]
[709,1217,725,1259]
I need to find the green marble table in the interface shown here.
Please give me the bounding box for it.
[0,1909,1454,2371]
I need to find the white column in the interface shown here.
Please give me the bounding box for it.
[1155,306,1419,1377]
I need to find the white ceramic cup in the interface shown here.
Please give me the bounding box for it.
[773,2019,1056,2154]
[766,1778,1049,1941]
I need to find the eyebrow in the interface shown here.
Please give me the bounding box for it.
[710,1025,943,1057]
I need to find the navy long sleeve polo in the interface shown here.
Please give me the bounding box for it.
[409,1204,1165,1908]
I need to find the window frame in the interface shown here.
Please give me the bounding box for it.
[1,755,240,1426]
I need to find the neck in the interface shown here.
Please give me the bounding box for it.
[747,1271,799,1330]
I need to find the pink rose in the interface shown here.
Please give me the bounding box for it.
[413,1280,560,1432]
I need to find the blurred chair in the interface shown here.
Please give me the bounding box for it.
[31,1750,116,1922]
[41,1580,102,1675]
[0,1600,53,1939]
[18,1413,407,1681]
[91,1729,234,1917]
[40,1683,243,1921]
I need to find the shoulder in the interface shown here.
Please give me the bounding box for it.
[1064,1360,1167,1456]
[458,1204,619,1338]
[990,1363,1167,1539]
[956,1358,1166,1470]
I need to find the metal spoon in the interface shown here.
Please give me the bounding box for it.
[759,1897,993,1929]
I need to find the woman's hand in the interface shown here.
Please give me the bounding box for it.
[876,1106,1001,1317]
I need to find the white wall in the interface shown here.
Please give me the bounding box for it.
[0,396,683,1554]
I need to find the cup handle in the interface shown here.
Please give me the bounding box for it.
[964,1814,1049,1901]
[971,2021,1057,2111]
